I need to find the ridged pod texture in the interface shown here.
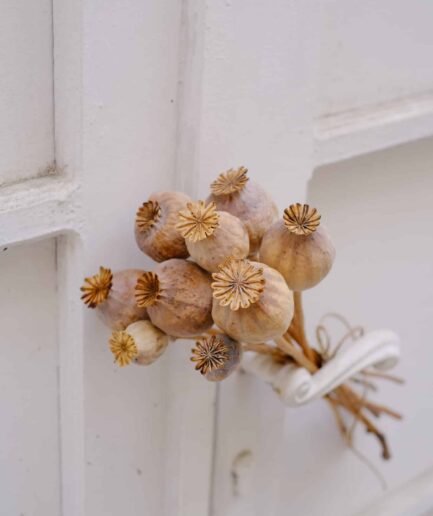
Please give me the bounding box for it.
[212,262,294,344]
[97,269,148,330]
[148,259,213,337]
[206,181,278,254]
[186,211,249,272]
[260,220,336,291]
[135,191,191,262]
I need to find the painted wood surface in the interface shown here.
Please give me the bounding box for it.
[193,2,433,515]
[0,240,60,516]
[0,0,54,186]
[1,1,433,515]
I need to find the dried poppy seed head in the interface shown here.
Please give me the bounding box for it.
[109,330,138,367]
[80,266,113,308]
[211,258,265,310]
[210,166,249,196]
[136,200,161,233]
[283,203,321,236]
[176,201,220,242]
[191,335,229,375]
[135,272,162,308]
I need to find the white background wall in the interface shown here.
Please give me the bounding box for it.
[1,1,433,515]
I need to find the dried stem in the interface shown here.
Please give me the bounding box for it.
[274,336,317,373]
[280,292,397,460]
[242,289,399,461]
[361,400,403,421]
[242,342,287,361]
[288,292,318,364]
[335,386,391,460]
[326,396,351,445]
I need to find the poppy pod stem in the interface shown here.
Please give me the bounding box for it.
[287,292,318,365]
[273,319,396,460]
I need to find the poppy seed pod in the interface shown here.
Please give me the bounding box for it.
[206,167,278,254]
[135,191,191,262]
[260,203,335,291]
[80,267,148,330]
[109,320,169,367]
[135,259,213,337]
[191,334,242,382]
[211,259,294,344]
[176,200,249,272]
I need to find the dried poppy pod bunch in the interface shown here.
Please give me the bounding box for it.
[81,168,402,461]
[80,169,333,379]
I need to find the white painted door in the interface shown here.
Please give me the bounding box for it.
[1,1,212,515]
[201,2,433,516]
[1,2,433,516]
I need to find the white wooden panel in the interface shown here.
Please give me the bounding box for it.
[303,137,433,514]
[316,0,433,117]
[195,0,321,204]
[194,2,322,515]
[81,2,216,515]
[0,177,79,247]
[211,138,433,516]
[0,239,60,516]
[358,466,433,516]
[314,92,433,167]
[0,0,54,186]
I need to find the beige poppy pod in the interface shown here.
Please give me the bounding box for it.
[109,320,169,367]
[135,191,191,262]
[176,200,249,272]
[80,267,148,330]
[211,259,294,344]
[260,203,336,291]
[135,259,213,337]
[206,167,278,254]
[191,334,242,382]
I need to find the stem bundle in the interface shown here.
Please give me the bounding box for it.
[263,293,402,460]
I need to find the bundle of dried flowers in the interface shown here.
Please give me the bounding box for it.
[81,167,402,461]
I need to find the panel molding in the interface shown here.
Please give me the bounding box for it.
[314,91,433,166]
[53,0,85,514]
[0,177,81,246]
[164,1,218,515]
[357,466,433,516]
[56,234,85,516]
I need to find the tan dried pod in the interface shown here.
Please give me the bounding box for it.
[206,167,278,254]
[260,203,336,291]
[135,259,213,337]
[135,191,191,262]
[109,320,169,367]
[176,200,249,272]
[191,334,242,382]
[81,267,148,330]
[211,259,294,344]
